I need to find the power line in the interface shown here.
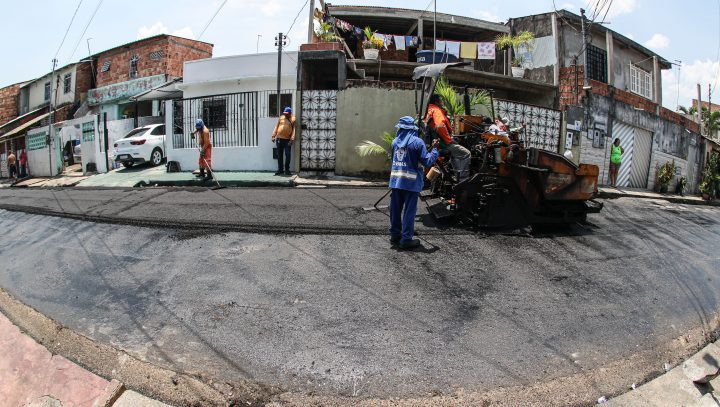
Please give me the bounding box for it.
[67,0,104,62]
[197,0,229,41]
[286,0,310,35]
[712,0,720,96]
[55,0,84,60]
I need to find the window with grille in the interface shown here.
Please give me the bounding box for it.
[269,93,293,117]
[630,64,652,100]
[100,60,111,72]
[129,55,139,79]
[63,73,72,94]
[149,51,164,60]
[82,121,95,142]
[202,99,227,129]
[44,82,51,101]
[586,44,607,83]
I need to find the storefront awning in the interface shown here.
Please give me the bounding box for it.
[131,78,183,101]
[0,113,50,142]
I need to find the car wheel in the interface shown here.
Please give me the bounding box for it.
[122,161,134,168]
[151,148,163,166]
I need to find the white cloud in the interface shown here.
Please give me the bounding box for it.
[644,33,670,50]
[625,33,635,40]
[138,22,195,40]
[559,2,576,11]
[476,10,502,23]
[138,22,169,39]
[604,0,637,19]
[172,27,195,39]
[662,60,720,110]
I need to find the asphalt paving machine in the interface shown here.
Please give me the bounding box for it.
[413,63,602,228]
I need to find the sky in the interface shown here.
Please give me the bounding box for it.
[1,0,718,110]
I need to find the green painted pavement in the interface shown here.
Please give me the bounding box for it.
[76,165,294,188]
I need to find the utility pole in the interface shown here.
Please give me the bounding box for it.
[47,58,57,177]
[307,0,316,43]
[709,84,713,115]
[698,84,704,135]
[580,8,589,87]
[432,0,437,64]
[275,32,287,117]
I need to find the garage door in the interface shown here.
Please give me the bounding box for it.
[613,123,652,189]
[613,123,635,188]
[629,128,652,189]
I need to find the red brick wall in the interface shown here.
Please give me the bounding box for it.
[166,37,213,77]
[95,36,213,88]
[0,84,21,124]
[559,65,583,109]
[74,62,94,103]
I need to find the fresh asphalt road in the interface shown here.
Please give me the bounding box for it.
[0,187,719,401]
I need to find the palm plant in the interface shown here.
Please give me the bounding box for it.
[495,31,535,67]
[435,76,493,125]
[677,105,720,133]
[315,21,339,42]
[355,131,395,160]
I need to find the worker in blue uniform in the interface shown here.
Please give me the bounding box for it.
[389,116,439,250]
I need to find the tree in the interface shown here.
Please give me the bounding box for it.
[678,105,720,133]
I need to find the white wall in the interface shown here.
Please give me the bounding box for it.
[25,65,79,111]
[168,52,299,172]
[165,101,287,172]
[27,127,62,177]
[107,118,136,170]
[182,52,298,88]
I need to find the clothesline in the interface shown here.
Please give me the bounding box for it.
[323,12,497,60]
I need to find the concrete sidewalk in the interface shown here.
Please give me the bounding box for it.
[597,186,718,206]
[0,311,169,407]
[601,339,720,406]
[76,165,294,188]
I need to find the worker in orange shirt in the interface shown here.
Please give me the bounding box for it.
[192,119,212,180]
[424,94,471,182]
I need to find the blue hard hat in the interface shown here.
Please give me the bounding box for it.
[283,107,292,114]
[395,116,418,130]
[195,119,204,129]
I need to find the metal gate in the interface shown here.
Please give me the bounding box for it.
[630,128,652,188]
[301,90,337,170]
[614,122,652,188]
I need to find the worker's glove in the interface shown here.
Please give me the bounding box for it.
[190,133,196,140]
[200,151,206,157]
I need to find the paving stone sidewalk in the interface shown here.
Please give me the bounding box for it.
[0,312,169,407]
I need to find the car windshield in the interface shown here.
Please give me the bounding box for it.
[123,128,150,139]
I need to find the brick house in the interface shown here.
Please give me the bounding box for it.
[509,10,704,192]
[87,35,213,121]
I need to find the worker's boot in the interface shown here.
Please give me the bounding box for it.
[204,170,213,181]
[196,169,205,178]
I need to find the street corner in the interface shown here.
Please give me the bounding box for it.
[0,312,124,407]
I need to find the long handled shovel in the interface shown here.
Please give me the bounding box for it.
[193,135,225,190]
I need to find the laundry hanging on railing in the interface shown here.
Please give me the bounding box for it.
[320,11,498,58]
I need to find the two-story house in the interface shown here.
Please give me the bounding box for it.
[87,34,213,122]
[510,10,703,192]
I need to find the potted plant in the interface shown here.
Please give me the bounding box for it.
[699,151,720,200]
[655,160,677,194]
[495,31,535,78]
[675,176,687,196]
[300,20,342,52]
[362,26,383,60]
[434,76,492,128]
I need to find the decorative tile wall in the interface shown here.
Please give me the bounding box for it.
[301,90,337,170]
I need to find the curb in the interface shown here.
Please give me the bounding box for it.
[136,178,295,188]
[0,287,272,407]
[597,190,720,207]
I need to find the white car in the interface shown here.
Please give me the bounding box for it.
[114,124,166,168]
